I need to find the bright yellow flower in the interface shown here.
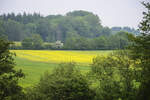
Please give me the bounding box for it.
[11,50,111,64]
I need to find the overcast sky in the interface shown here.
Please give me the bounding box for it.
[0,0,148,29]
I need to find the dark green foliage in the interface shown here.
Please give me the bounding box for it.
[128,2,150,100]
[90,51,138,100]
[1,12,43,24]
[22,38,33,49]
[0,38,24,100]
[25,63,95,100]
[101,27,111,36]
[113,31,130,49]
[64,37,91,50]
[93,36,107,50]
[0,11,135,50]
[92,31,129,50]
[64,31,130,50]
[22,34,44,49]
[31,34,44,49]
[36,19,52,41]
[3,19,25,41]
[0,20,5,36]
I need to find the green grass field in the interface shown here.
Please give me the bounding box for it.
[12,50,112,87]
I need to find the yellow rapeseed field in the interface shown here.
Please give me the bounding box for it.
[11,50,111,64]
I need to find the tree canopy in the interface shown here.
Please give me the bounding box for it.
[0,38,24,100]
[128,2,150,100]
[0,10,138,50]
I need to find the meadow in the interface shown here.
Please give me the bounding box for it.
[11,50,112,87]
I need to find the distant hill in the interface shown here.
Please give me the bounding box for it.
[111,26,140,35]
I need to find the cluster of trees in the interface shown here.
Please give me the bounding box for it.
[0,11,109,41]
[9,31,130,50]
[21,34,44,49]
[64,31,130,50]
[0,10,138,50]
[0,1,150,100]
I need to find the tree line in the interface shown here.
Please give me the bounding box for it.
[0,10,138,50]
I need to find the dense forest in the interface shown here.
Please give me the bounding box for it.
[0,10,139,50]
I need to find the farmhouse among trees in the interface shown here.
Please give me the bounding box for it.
[54,40,63,48]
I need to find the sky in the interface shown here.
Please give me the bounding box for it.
[0,0,148,29]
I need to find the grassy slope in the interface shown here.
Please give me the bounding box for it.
[15,56,57,87]
[15,56,90,87]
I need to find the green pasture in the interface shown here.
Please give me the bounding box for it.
[15,56,90,87]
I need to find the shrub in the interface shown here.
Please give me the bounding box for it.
[26,63,95,100]
[90,51,139,100]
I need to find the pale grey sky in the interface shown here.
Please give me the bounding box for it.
[0,0,149,29]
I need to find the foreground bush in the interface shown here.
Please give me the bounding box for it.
[89,51,139,100]
[25,63,95,100]
[0,38,24,100]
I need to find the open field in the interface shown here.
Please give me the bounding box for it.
[11,50,112,87]
[11,50,111,64]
